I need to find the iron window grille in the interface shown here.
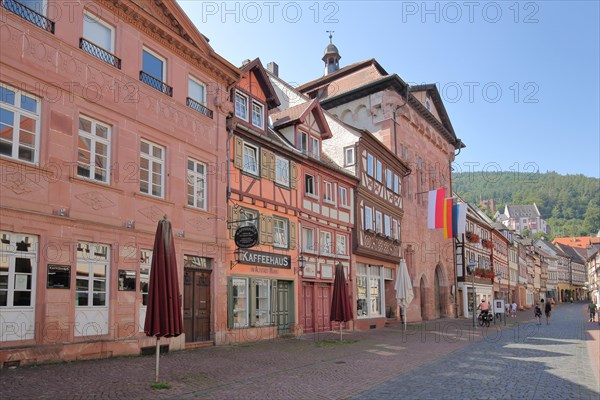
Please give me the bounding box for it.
[139,71,173,97]
[1,0,54,33]
[186,97,213,119]
[79,38,121,69]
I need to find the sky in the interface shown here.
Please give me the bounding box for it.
[178,1,600,178]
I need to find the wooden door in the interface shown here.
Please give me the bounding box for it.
[316,283,332,332]
[275,281,292,334]
[183,269,211,342]
[302,282,314,333]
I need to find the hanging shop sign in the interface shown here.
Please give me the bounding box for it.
[234,225,259,249]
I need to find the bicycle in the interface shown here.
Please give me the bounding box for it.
[478,312,492,327]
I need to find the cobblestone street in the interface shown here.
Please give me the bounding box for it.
[1,303,598,399]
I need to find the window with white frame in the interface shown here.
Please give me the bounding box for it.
[336,234,347,256]
[0,231,37,308]
[139,249,152,306]
[187,158,206,210]
[305,174,316,196]
[140,140,164,198]
[235,91,248,120]
[324,181,333,202]
[356,264,383,317]
[386,169,393,189]
[392,218,399,240]
[367,153,374,177]
[344,146,355,166]
[299,131,308,153]
[376,160,382,182]
[142,48,165,81]
[364,206,373,230]
[273,217,288,249]
[231,277,248,328]
[275,155,289,187]
[253,278,270,325]
[302,227,315,252]
[83,11,114,52]
[77,115,110,183]
[76,242,109,307]
[188,77,206,105]
[394,174,400,194]
[339,186,348,207]
[230,277,272,328]
[310,136,319,159]
[384,215,391,237]
[320,231,332,255]
[242,142,259,175]
[375,211,383,234]
[0,83,40,164]
[251,101,264,128]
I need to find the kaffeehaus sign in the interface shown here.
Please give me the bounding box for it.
[238,249,291,269]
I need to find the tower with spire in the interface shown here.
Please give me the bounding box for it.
[323,31,341,76]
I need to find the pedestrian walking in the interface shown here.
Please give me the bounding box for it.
[543,298,552,325]
[588,301,597,322]
[511,301,517,317]
[534,303,542,325]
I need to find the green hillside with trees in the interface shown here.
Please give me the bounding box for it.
[452,171,599,239]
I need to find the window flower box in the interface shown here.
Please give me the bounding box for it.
[466,232,480,243]
[481,239,493,249]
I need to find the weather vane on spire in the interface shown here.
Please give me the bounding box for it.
[326,30,334,43]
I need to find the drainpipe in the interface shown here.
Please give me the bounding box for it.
[226,116,233,201]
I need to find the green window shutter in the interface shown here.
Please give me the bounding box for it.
[290,161,297,189]
[270,279,278,326]
[249,278,257,327]
[229,205,240,239]
[260,214,273,245]
[234,136,243,169]
[227,277,233,329]
[289,221,296,249]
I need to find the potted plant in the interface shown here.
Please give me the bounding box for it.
[482,239,493,249]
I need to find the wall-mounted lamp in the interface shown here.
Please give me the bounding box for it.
[176,230,185,238]
[57,208,68,217]
[295,255,306,275]
[230,248,242,270]
[125,220,135,229]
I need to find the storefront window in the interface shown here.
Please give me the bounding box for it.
[356,263,383,318]
[254,278,270,326]
[232,278,248,328]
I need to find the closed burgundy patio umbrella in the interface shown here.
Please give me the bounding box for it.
[330,262,352,341]
[144,216,183,383]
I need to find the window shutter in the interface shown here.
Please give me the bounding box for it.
[270,279,278,326]
[290,161,297,189]
[261,148,272,180]
[260,214,273,245]
[269,151,276,181]
[227,277,233,329]
[250,278,257,327]
[234,136,243,169]
[289,221,296,249]
[229,205,240,239]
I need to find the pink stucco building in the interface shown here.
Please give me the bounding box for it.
[0,0,239,366]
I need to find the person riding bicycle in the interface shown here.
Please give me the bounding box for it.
[477,299,490,319]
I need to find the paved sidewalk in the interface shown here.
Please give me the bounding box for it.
[1,304,596,399]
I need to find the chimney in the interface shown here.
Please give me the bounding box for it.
[267,62,279,77]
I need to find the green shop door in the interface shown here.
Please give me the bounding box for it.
[272,280,293,334]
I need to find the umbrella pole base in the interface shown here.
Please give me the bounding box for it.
[155,338,160,383]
